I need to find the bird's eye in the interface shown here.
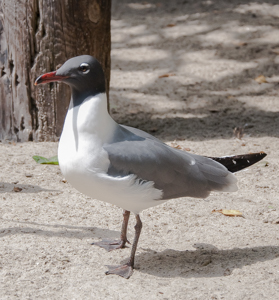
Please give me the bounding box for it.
[79,63,90,74]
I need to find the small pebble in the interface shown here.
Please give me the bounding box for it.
[13,186,22,192]
[25,174,33,177]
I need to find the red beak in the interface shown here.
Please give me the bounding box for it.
[34,71,69,85]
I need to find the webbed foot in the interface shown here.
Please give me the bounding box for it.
[105,263,133,279]
[92,239,130,252]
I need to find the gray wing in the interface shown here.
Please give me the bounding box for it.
[104,125,237,200]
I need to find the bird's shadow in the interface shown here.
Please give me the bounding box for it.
[128,243,279,278]
[0,182,58,193]
[1,218,278,279]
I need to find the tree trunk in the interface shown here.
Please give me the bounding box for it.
[0,0,111,142]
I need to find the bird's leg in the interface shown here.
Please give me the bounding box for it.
[119,210,131,246]
[106,214,142,279]
[92,210,131,251]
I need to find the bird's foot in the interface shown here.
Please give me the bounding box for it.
[105,263,133,279]
[92,238,130,252]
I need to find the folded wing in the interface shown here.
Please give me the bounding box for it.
[104,125,237,200]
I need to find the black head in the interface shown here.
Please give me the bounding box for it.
[35,55,106,102]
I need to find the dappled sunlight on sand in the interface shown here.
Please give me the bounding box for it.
[110,0,279,140]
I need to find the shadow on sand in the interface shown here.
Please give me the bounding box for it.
[111,0,279,140]
[129,243,279,278]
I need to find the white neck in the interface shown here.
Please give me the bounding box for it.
[62,93,117,150]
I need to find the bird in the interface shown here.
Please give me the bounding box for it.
[35,55,266,279]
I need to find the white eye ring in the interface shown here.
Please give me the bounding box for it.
[79,63,90,74]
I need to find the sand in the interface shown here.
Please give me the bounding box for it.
[1,1,279,299]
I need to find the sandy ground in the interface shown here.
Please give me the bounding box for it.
[1,0,279,299]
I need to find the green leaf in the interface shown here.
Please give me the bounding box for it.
[32,155,59,165]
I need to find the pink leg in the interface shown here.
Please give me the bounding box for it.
[106,214,142,279]
[92,210,130,251]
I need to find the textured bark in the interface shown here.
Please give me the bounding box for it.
[0,0,111,141]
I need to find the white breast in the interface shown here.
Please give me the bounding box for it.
[58,93,114,176]
[58,93,163,214]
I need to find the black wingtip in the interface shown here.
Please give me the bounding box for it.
[209,152,267,173]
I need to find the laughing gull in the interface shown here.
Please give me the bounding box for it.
[35,55,266,279]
